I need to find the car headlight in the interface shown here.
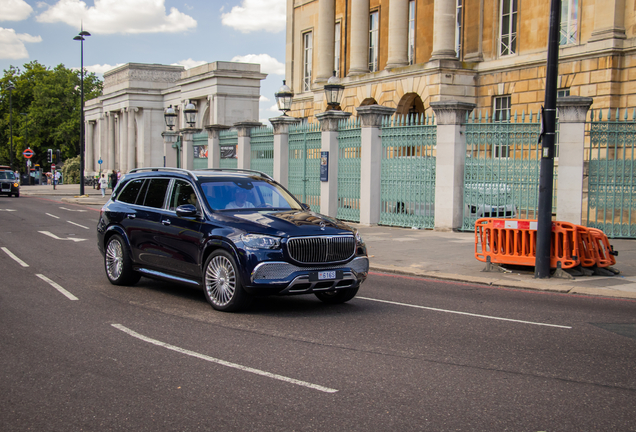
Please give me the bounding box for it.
[241,234,281,250]
[13,183,19,188]
[354,230,364,245]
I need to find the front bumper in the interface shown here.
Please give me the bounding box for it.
[0,181,18,194]
[246,256,369,295]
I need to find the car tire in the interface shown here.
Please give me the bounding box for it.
[315,287,359,304]
[14,191,19,198]
[104,234,141,286]
[203,250,251,312]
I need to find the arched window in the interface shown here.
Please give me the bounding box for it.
[360,97,378,106]
[395,93,425,118]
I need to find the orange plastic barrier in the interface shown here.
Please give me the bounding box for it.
[475,218,617,270]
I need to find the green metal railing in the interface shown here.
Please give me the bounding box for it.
[337,118,361,222]
[219,129,238,169]
[288,122,321,212]
[380,114,436,228]
[250,126,274,177]
[462,110,557,231]
[587,109,636,238]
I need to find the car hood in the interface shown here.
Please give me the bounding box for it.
[220,209,354,237]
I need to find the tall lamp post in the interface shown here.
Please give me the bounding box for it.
[6,84,15,170]
[73,29,90,195]
[21,112,29,179]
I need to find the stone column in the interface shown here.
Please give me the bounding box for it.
[356,105,396,225]
[86,120,95,173]
[179,128,202,170]
[589,0,626,42]
[316,110,352,218]
[205,125,230,169]
[162,131,179,168]
[270,116,301,187]
[235,122,262,170]
[430,101,476,230]
[127,108,137,172]
[386,0,409,69]
[119,108,128,172]
[316,0,336,82]
[107,112,115,170]
[349,0,370,76]
[430,0,458,60]
[556,97,593,224]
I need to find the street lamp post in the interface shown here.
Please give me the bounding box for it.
[6,84,15,170]
[21,112,29,180]
[73,28,90,195]
[274,80,293,116]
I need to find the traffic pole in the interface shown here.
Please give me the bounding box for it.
[534,0,561,279]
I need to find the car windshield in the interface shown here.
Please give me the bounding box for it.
[0,171,15,180]
[199,177,303,211]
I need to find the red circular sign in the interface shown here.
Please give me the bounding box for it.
[23,149,34,159]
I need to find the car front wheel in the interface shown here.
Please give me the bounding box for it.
[104,234,140,286]
[203,250,251,312]
[315,287,359,304]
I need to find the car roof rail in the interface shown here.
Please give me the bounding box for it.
[196,168,274,181]
[128,167,198,181]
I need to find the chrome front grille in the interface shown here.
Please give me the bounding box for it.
[286,235,356,264]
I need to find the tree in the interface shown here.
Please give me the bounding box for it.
[0,61,102,173]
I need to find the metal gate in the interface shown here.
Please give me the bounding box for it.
[587,109,636,238]
[219,129,238,169]
[288,122,321,212]
[380,114,436,229]
[250,126,274,177]
[337,118,361,222]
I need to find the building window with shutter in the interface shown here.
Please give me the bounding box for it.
[456,0,463,58]
[303,31,313,92]
[499,0,517,56]
[408,1,415,65]
[493,95,511,157]
[369,11,379,72]
[560,0,577,45]
[334,22,341,77]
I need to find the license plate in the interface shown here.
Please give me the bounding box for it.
[318,271,336,280]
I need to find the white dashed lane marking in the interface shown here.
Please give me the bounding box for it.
[1,247,29,267]
[36,274,78,301]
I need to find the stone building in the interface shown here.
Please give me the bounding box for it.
[84,62,266,174]
[286,0,633,118]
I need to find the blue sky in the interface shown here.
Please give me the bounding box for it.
[0,0,287,123]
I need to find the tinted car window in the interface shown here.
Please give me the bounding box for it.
[169,180,197,211]
[142,178,171,208]
[199,178,302,211]
[117,179,144,204]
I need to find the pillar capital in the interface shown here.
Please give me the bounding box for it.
[430,101,476,125]
[316,110,352,131]
[205,124,231,139]
[556,96,593,123]
[178,128,202,140]
[161,131,180,144]
[233,121,262,137]
[269,115,302,134]
[355,105,396,127]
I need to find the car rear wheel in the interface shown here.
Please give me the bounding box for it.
[203,250,251,312]
[315,287,359,304]
[105,234,140,286]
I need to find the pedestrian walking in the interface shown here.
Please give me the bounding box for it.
[110,170,118,190]
[99,174,108,197]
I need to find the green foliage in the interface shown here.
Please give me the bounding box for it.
[0,61,103,173]
[62,155,80,184]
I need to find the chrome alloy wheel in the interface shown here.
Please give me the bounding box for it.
[205,255,237,306]
[106,238,124,281]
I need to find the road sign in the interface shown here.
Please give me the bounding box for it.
[51,164,56,171]
[23,148,34,159]
[98,158,103,165]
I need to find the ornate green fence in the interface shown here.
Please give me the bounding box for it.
[288,122,321,212]
[337,118,361,222]
[462,111,556,231]
[587,109,636,238]
[380,114,436,228]
[219,129,238,169]
[250,126,274,177]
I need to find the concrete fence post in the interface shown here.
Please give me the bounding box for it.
[430,101,476,231]
[316,110,352,218]
[356,105,396,225]
[205,125,230,169]
[269,116,301,187]
[556,96,593,224]
[162,131,179,168]
[234,121,262,170]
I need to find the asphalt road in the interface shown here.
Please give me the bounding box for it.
[1,195,636,431]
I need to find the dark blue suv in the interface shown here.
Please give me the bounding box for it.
[97,168,368,311]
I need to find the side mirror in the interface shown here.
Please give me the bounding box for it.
[176,204,198,218]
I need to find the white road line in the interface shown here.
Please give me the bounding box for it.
[67,220,90,230]
[357,297,572,329]
[112,324,338,394]
[0,209,16,212]
[35,274,78,301]
[59,207,87,212]
[46,213,60,219]
[1,247,29,267]
[38,231,87,242]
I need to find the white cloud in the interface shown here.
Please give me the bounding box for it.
[221,0,285,34]
[268,103,279,112]
[0,28,41,59]
[85,63,122,74]
[231,53,284,75]
[172,58,207,69]
[259,95,270,102]
[36,0,197,34]
[0,0,33,21]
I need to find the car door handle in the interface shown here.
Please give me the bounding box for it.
[126,214,136,219]
[161,219,171,226]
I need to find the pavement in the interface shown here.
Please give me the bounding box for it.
[19,183,636,300]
